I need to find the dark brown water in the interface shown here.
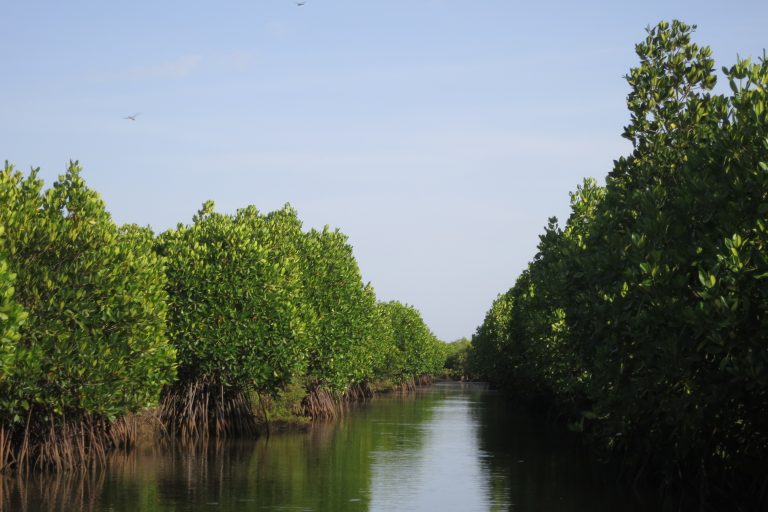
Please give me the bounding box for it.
[1,382,658,511]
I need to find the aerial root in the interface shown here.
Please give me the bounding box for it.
[159,377,258,444]
[0,410,127,474]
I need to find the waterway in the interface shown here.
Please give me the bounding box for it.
[1,382,657,511]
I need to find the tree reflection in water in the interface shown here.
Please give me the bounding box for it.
[1,384,658,512]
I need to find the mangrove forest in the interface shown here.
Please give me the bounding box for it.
[470,20,768,510]
[0,163,447,471]
[1,15,766,512]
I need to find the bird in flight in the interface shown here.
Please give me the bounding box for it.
[296,1,305,5]
[123,113,140,121]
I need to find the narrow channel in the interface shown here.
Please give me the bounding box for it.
[2,383,657,511]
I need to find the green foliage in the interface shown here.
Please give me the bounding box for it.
[0,162,175,425]
[0,228,27,384]
[369,301,398,380]
[157,198,444,430]
[443,338,472,378]
[379,301,445,380]
[156,203,306,393]
[472,21,768,506]
[469,291,514,386]
[490,179,604,408]
[0,161,444,447]
[300,227,380,391]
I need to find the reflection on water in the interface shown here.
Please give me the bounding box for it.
[472,389,656,511]
[1,383,657,511]
[370,391,488,511]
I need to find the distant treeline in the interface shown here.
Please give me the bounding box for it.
[0,164,446,470]
[470,21,768,509]
[441,337,473,380]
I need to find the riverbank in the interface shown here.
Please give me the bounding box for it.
[127,376,440,444]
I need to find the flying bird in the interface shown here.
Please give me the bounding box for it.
[123,113,140,121]
[296,1,305,5]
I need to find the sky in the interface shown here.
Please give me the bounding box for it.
[2,1,767,342]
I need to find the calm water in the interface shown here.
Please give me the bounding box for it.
[1,383,657,511]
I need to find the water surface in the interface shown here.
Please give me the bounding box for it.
[2,382,657,511]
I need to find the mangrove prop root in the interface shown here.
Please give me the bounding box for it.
[159,378,258,442]
[0,412,132,474]
[342,383,374,403]
[302,382,375,419]
[301,386,339,419]
[415,375,433,386]
[388,375,433,394]
[0,428,13,474]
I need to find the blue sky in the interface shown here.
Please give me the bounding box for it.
[2,1,766,341]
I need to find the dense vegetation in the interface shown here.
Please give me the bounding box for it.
[155,202,307,439]
[0,163,445,469]
[442,337,473,379]
[471,21,768,508]
[0,163,176,470]
[300,227,382,402]
[377,301,446,386]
